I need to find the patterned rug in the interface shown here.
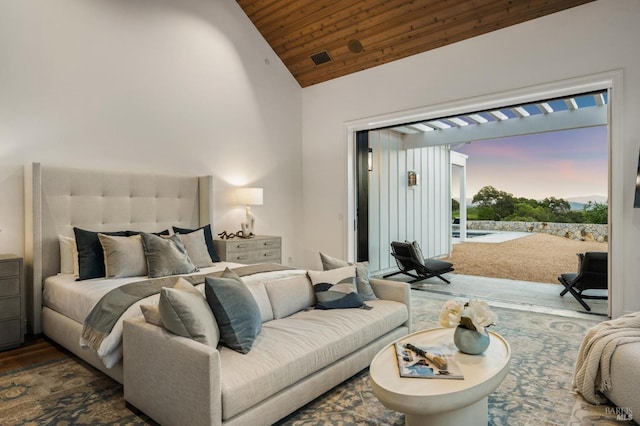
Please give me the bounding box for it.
[0,291,630,425]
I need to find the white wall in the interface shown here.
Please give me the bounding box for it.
[368,130,450,273]
[301,0,640,315]
[0,0,303,265]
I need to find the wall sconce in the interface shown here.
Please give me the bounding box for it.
[236,187,263,237]
[368,148,373,171]
[408,171,420,187]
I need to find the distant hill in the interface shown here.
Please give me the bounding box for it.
[566,195,608,211]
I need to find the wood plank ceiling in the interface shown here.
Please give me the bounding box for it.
[237,0,595,88]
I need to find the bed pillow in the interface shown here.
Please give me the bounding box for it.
[319,252,378,300]
[98,233,148,278]
[158,278,219,347]
[140,233,198,278]
[204,268,262,354]
[264,275,315,319]
[58,235,78,275]
[176,228,215,268]
[74,227,128,280]
[172,224,219,262]
[307,266,368,310]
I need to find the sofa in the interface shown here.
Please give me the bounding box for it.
[604,341,640,422]
[122,271,411,426]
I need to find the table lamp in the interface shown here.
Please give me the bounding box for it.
[236,187,263,238]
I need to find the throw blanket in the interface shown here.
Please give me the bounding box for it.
[573,312,640,404]
[81,263,292,351]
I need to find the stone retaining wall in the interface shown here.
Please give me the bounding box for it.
[466,220,608,242]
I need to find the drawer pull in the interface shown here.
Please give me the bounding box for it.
[236,255,249,260]
[263,242,273,246]
[236,244,249,249]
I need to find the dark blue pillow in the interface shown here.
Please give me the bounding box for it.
[173,224,219,262]
[74,227,128,280]
[205,268,261,354]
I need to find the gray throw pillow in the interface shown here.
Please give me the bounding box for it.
[140,232,198,278]
[176,228,215,268]
[140,304,162,327]
[158,278,219,347]
[319,252,377,300]
[205,268,262,354]
[99,233,148,278]
[307,266,368,310]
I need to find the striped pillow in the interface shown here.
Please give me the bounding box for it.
[307,266,368,310]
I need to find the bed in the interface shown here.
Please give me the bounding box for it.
[23,163,298,384]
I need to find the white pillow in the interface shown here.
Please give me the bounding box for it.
[265,275,315,319]
[58,235,78,275]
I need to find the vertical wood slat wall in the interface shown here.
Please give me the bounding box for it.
[368,130,451,273]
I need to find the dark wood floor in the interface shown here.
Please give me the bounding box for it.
[0,336,67,374]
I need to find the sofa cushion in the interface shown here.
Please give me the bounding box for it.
[218,298,408,420]
[307,266,367,310]
[158,278,219,347]
[205,269,262,354]
[244,280,274,323]
[264,275,315,319]
[319,252,378,300]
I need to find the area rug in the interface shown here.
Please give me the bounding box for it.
[0,291,629,425]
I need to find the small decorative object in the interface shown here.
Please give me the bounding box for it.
[235,187,263,238]
[439,299,497,355]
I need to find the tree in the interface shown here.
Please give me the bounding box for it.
[472,186,515,220]
[582,201,608,224]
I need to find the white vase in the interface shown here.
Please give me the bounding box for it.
[453,326,490,355]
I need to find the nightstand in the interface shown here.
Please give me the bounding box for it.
[0,255,24,350]
[214,235,282,265]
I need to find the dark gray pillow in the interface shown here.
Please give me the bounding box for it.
[74,227,128,281]
[205,268,262,354]
[319,252,377,300]
[307,266,368,310]
[140,233,198,278]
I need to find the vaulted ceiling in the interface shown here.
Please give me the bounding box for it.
[237,0,595,87]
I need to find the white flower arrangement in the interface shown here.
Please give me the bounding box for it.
[439,299,498,336]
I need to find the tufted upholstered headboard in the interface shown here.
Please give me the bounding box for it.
[24,163,213,334]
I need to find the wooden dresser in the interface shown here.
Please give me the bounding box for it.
[0,255,24,350]
[214,235,281,265]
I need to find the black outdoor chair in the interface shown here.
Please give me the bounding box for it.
[383,241,454,284]
[558,251,608,311]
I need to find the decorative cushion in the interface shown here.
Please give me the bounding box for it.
[74,227,128,280]
[264,275,315,319]
[98,234,148,278]
[307,266,367,310]
[140,233,198,278]
[58,235,78,275]
[205,268,262,354]
[158,278,219,347]
[176,228,215,268]
[173,224,220,262]
[140,304,162,327]
[319,252,377,300]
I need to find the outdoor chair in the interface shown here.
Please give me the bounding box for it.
[383,241,454,284]
[558,251,608,311]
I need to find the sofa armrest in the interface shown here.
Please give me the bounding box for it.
[123,317,222,426]
[370,278,412,333]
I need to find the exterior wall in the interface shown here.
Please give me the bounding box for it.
[467,221,608,243]
[368,130,450,273]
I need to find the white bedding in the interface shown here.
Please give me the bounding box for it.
[43,264,307,369]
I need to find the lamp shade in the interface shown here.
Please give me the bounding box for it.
[236,187,263,206]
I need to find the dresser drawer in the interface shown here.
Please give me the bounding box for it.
[0,297,20,320]
[255,249,281,263]
[256,238,281,249]
[226,240,257,253]
[0,260,20,278]
[225,251,255,263]
[0,318,22,347]
[0,277,20,297]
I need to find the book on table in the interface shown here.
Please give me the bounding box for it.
[394,341,464,379]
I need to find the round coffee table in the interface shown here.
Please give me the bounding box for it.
[370,327,511,426]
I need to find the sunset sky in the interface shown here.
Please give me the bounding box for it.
[451,126,608,202]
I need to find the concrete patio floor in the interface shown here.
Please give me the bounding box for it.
[378,272,608,320]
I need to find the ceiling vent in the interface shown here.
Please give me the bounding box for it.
[310,50,332,66]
